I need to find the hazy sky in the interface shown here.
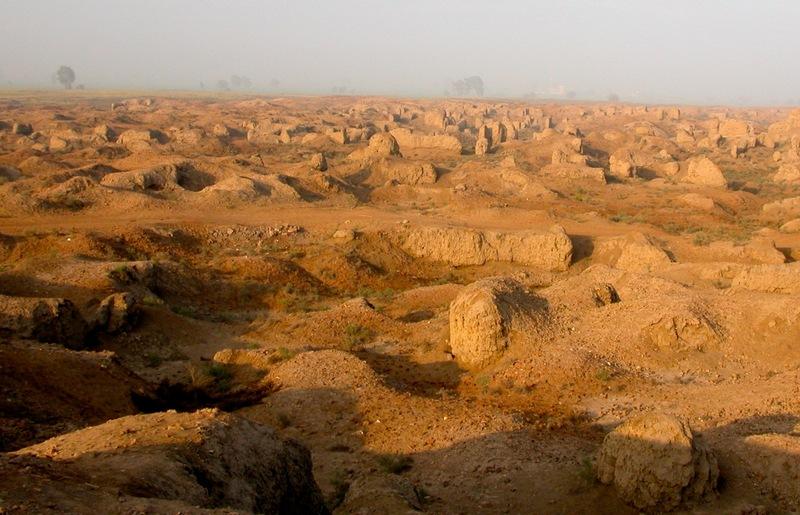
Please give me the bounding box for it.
[1,1,798,105]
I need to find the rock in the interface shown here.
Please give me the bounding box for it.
[49,136,70,152]
[735,433,800,508]
[731,262,800,294]
[591,283,620,306]
[449,277,543,368]
[91,293,140,334]
[779,218,800,233]
[13,409,329,514]
[718,119,753,139]
[680,193,716,211]
[399,225,573,271]
[475,137,490,155]
[332,228,356,241]
[0,294,89,348]
[706,239,786,265]
[593,232,672,273]
[0,165,22,182]
[773,162,800,183]
[339,474,423,514]
[12,122,33,135]
[116,129,160,151]
[347,132,401,163]
[93,124,116,142]
[608,149,637,179]
[682,157,727,188]
[540,163,607,183]
[371,157,437,186]
[368,132,401,157]
[596,413,719,511]
[212,123,231,137]
[389,128,462,153]
[640,302,722,351]
[310,152,328,171]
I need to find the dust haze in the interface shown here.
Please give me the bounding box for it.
[2,0,800,104]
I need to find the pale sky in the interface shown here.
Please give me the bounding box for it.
[1,0,798,105]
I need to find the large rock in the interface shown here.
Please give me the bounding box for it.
[731,262,800,293]
[91,292,141,334]
[371,157,437,185]
[399,225,573,271]
[0,294,88,348]
[116,129,160,151]
[596,413,719,511]
[593,232,672,273]
[449,277,543,368]
[14,409,329,514]
[608,149,637,179]
[389,128,462,153]
[682,157,727,188]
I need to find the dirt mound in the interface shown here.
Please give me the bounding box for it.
[733,432,800,508]
[596,412,719,511]
[13,409,328,514]
[270,349,383,391]
[639,300,723,352]
[339,474,423,514]
[0,294,88,348]
[449,277,545,368]
[399,225,573,270]
[213,255,325,292]
[0,342,150,451]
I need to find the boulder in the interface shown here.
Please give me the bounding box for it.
[680,193,716,211]
[682,157,727,188]
[475,137,490,155]
[593,232,672,273]
[91,292,140,334]
[731,262,800,294]
[389,128,462,153]
[93,124,116,142]
[0,294,88,348]
[608,149,637,179]
[371,157,437,186]
[309,152,328,171]
[596,413,719,511]
[640,302,722,352]
[773,162,800,183]
[12,122,33,135]
[116,129,160,151]
[14,409,329,514]
[449,277,542,368]
[399,225,573,271]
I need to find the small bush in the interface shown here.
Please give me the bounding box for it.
[342,324,373,350]
[327,470,351,510]
[377,454,413,474]
[269,346,296,363]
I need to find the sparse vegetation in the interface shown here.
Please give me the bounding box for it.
[342,324,374,350]
[377,454,413,474]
